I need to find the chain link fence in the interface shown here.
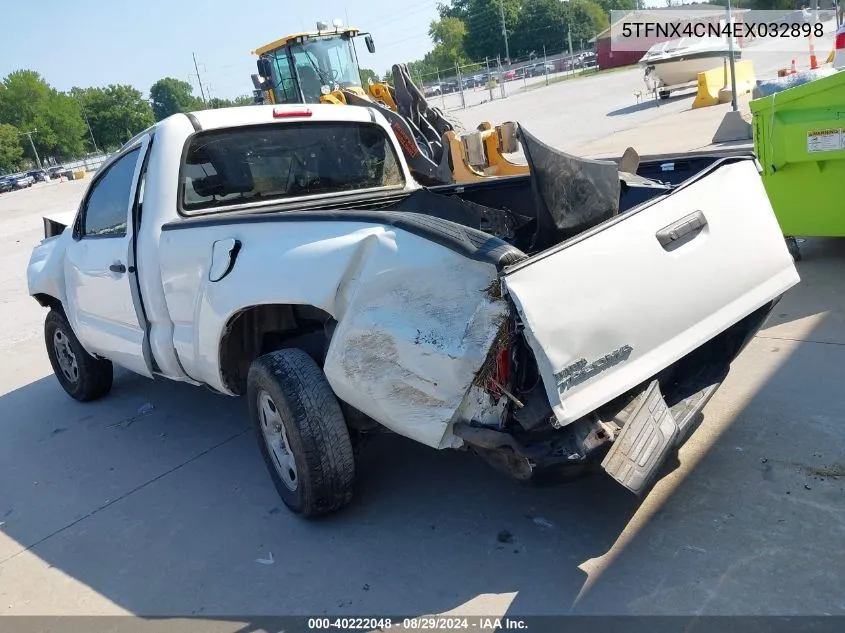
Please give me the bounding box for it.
[403,46,598,112]
[36,151,113,179]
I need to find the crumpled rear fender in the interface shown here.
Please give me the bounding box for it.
[159,216,515,449]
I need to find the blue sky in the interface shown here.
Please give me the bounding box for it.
[0,0,442,99]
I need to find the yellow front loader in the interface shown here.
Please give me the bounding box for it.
[250,21,527,185]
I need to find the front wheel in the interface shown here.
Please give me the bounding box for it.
[247,348,355,518]
[44,309,113,401]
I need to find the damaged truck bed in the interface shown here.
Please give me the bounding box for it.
[28,104,799,517]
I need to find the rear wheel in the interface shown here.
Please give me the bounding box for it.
[44,309,113,402]
[786,236,802,262]
[247,348,355,518]
[658,90,671,100]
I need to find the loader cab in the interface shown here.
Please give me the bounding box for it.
[254,23,375,105]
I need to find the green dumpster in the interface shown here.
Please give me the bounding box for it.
[750,70,845,243]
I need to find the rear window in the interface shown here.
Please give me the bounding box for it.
[180,122,405,213]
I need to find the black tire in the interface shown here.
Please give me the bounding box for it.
[247,348,355,518]
[44,309,113,402]
[786,236,802,262]
[658,90,670,100]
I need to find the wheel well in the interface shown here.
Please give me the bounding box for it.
[219,304,335,395]
[33,293,64,314]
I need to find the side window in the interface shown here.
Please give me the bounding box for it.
[82,148,140,238]
[269,53,298,104]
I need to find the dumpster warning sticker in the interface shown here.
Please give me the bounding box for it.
[807,129,843,153]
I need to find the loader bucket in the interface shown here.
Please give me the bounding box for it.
[519,125,620,251]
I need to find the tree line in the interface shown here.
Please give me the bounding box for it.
[0,71,251,173]
[390,0,637,82]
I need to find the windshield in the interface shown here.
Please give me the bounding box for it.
[180,122,404,213]
[290,35,361,101]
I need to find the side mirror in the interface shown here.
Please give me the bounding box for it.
[256,58,272,78]
[365,34,375,54]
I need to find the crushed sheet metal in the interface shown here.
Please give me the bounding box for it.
[321,233,509,450]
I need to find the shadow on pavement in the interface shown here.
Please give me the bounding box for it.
[606,93,692,117]
[570,237,845,615]
[0,367,639,616]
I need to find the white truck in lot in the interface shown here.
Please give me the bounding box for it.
[27,103,799,517]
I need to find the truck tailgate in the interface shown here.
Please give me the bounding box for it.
[502,158,799,428]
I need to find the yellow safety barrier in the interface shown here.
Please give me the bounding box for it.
[692,60,755,109]
[72,170,86,180]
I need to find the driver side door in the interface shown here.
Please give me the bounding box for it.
[63,137,153,378]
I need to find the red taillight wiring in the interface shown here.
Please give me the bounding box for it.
[488,346,510,397]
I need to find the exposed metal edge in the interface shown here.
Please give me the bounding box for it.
[185,113,202,132]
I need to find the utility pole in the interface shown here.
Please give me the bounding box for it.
[19,129,42,169]
[486,57,494,100]
[568,29,574,57]
[809,0,819,69]
[437,68,446,109]
[500,0,511,65]
[543,45,549,86]
[74,94,100,154]
[725,1,738,111]
[192,52,208,104]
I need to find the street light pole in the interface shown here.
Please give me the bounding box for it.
[19,129,42,169]
[500,0,511,65]
[725,0,738,112]
[78,99,100,154]
[712,0,752,143]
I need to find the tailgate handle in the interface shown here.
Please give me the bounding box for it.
[656,211,707,250]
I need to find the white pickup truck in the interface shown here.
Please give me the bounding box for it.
[28,104,799,517]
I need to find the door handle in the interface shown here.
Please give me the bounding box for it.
[656,211,707,250]
[109,263,127,274]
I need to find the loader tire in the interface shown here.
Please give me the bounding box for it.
[44,309,113,402]
[247,348,355,518]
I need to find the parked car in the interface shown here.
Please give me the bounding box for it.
[26,169,49,183]
[423,84,442,97]
[47,166,74,180]
[503,69,517,81]
[28,104,798,518]
[9,173,35,189]
[440,80,458,94]
[528,62,554,76]
[0,176,15,193]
